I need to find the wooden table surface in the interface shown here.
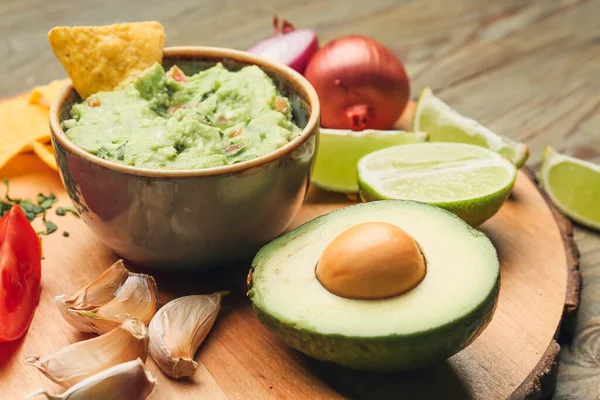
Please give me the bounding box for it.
[0,0,599,398]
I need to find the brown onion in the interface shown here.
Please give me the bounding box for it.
[305,35,410,131]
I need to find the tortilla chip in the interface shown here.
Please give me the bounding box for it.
[0,94,52,170]
[29,79,70,107]
[48,22,165,98]
[31,141,57,171]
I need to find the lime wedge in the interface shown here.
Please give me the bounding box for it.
[357,142,517,226]
[311,129,428,193]
[413,87,529,168]
[539,147,600,231]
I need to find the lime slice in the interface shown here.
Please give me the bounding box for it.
[311,129,428,193]
[413,87,529,168]
[357,142,517,226]
[539,147,600,231]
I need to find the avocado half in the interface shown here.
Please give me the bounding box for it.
[248,200,500,372]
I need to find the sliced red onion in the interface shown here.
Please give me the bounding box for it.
[248,28,318,74]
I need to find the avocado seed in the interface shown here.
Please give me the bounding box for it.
[315,222,426,300]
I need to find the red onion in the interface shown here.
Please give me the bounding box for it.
[304,35,410,131]
[247,17,318,74]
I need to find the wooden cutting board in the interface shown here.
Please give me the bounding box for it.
[0,153,578,400]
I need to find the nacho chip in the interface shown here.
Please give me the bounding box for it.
[32,141,57,171]
[48,22,165,98]
[0,94,52,170]
[29,79,70,107]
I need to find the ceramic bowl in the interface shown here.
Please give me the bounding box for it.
[50,47,320,270]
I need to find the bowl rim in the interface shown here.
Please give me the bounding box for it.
[49,46,320,178]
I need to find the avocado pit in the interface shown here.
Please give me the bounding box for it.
[315,222,426,300]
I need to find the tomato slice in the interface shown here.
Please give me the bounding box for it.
[0,205,42,342]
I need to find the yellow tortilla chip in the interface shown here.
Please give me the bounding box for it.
[48,22,165,98]
[0,94,51,170]
[31,141,57,171]
[29,79,70,107]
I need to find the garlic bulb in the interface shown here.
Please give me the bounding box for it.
[149,292,225,378]
[57,260,158,334]
[23,358,155,400]
[25,318,149,387]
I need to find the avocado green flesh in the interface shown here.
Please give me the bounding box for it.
[249,201,500,371]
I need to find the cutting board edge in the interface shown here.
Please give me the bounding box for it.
[509,168,581,400]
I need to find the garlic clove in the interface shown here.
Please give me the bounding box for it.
[94,274,158,327]
[63,260,129,308]
[57,260,158,335]
[68,310,124,335]
[149,292,225,378]
[56,299,101,334]
[25,318,149,388]
[57,260,129,333]
[23,358,156,400]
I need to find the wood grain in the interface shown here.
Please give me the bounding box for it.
[0,155,569,399]
[0,0,599,397]
[523,168,582,344]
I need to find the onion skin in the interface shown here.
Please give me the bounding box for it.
[287,33,318,74]
[247,17,318,74]
[305,35,410,131]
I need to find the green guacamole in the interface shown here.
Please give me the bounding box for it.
[62,62,302,169]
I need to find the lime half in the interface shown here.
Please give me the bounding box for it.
[539,147,600,231]
[358,142,517,226]
[311,129,428,193]
[414,87,529,168]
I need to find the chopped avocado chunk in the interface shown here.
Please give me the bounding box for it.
[134,62,169,101]
[248,200,500,371]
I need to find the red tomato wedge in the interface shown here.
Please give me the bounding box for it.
[0,205,42,342]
